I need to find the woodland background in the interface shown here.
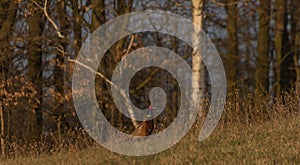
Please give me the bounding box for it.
[0,0,299,159]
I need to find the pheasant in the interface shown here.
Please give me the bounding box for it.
[131,106,154,136]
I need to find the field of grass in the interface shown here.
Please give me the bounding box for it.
[2,115,300,164]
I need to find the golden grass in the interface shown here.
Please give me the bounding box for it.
[2,115,299,164]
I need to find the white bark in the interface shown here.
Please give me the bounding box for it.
[192,0,205,117]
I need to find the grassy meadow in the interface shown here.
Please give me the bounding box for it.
[1,114,299,164]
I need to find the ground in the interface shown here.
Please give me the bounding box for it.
[2,115,300,164]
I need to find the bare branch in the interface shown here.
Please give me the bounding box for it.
[68,58,139,128]
[124,35,135,56]
[31,0,64,38]
[210,0,239,7]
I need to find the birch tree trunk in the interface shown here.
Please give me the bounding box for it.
[192,0,205,117]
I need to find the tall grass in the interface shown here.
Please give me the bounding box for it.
[1,91,299,164]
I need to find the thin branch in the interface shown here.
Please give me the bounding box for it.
[31,0,64,38]
[210,0,240,7]
[68,59,113,86]
[68,58,139,128]
[124,35,135,56]
[132,54,191,92]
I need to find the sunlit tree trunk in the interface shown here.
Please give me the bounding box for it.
[192,0,205,117]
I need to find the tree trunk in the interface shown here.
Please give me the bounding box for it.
[0,0,17,80]
[91,0,106,31]
[54,0,68,144]
[291,0,300,113]
[225,0,239,110]
[72,0,82,53]
[192,0,205,117]
[113,0,133,128]
[280,2,295,92]
[26,2,44,143]
[0,105,5,157]
[256,0,271,96]
[274,0,287,97]
[0,0,17,155]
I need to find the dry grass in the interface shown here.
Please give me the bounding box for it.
[1,92,299,164]
[1,114,299,164]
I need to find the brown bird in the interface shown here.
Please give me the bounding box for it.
[131,106,154,136]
